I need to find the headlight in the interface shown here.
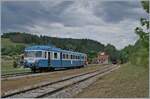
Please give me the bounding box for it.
[24,60,27,63]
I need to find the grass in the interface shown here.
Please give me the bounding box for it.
[1,38,30,74]
[75,63,149,98]
[1,58,31,75]
[1,38,26,48]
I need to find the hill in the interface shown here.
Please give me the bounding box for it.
[1,38,26,48]
[1,32,122,62]
[1,32,109,61]
[1,38,27,56]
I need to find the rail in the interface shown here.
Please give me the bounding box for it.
[2,64,119,98]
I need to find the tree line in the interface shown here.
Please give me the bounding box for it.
[1,32,123,63]
[118,1,149,68]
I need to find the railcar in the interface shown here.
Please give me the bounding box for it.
[23,45,87,72]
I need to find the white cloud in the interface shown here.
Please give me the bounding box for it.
[2,0,146,49]
[26,18,139,49]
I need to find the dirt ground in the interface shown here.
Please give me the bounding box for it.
[1,64,108,95]
[74,64,149,98]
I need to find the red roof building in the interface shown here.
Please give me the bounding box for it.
[93,52,109,64]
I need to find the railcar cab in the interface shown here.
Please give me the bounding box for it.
[23,46,53,72]
[24,50,46,72]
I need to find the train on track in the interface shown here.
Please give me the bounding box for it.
[23,45,87,72]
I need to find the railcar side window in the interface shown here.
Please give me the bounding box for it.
[82,56,84,60]
[44,52,47,58]
[63,54,65,59]
[66,54,68,59]
[72,55,74,59]
[54,53,57,59]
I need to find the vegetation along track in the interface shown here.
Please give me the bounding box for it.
[2,65,119,98]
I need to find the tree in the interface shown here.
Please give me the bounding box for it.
[129,1,149,67]
[104,44,119,62]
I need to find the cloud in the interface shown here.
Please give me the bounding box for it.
[1,0,148,49]
[94,0,148,23]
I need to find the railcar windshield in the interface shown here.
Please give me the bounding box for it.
[24,51,42,57]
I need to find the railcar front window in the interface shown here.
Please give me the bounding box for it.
[24,51,42,57]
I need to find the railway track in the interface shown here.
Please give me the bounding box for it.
[1,72,33,79]
[1,64,105,81]
[2,65,119,98]
[1,68,76,80]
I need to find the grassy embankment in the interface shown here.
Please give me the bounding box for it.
[1,38,30,75]
[75,63,149,98]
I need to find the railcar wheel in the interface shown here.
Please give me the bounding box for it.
[48,67,54,71]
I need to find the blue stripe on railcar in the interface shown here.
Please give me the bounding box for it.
[50,60,61,67]
[31,59,85,68]
[37,59,49,67]
[49,60,84,68]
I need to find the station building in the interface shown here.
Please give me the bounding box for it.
[92,52,109,64]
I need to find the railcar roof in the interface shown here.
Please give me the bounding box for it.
[25,45,86,55]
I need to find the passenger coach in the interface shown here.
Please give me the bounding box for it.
[23,45,87,72]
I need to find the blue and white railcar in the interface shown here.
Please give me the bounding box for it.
[23,45,87,72]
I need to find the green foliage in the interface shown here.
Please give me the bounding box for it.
[119,45,134,63]
[2,32,124,63]
[88,51,97,62]
[1,38,27,56]
[118,1,149,67]
[130,45,149,68]
[127,1,149,67]
[104,44,120,62]
[1,33,107,60]
[141,1,149,13]
[13,61,18,68]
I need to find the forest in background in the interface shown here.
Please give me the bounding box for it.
[1,32,121,63]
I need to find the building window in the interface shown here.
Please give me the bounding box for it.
[54,53,57,59]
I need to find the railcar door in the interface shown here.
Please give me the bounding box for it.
[48,52,51,66]
[60,52,62,67]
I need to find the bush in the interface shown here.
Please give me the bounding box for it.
[13,61,18,68]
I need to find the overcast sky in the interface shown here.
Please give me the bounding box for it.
[1,0,148,49]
